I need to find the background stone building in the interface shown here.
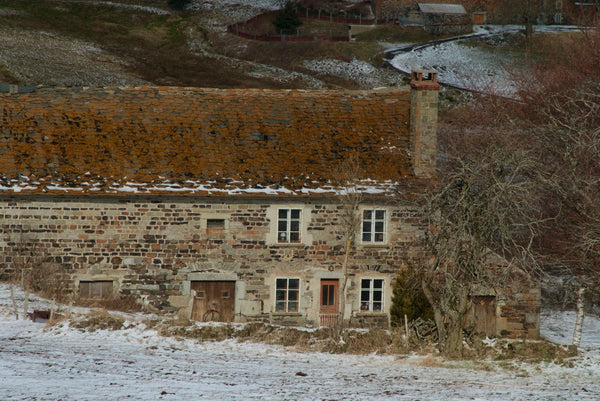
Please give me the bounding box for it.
[0,71,539,336]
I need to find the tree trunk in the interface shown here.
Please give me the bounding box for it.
[442,317,464,357]
[572,287,585,347]
[338,238,352,331]
[23,289,29,320]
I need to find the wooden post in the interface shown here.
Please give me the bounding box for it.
[404,314,410,345]
[572,287,585,347]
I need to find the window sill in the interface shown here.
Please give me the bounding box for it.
[271,312,302,316]
[358,243,389,248]
[356,311,387,316]
[270,243,306,247]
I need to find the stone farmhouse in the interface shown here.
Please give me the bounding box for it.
[0,71,539,336]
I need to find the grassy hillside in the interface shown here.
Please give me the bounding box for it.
[0,0,425,89]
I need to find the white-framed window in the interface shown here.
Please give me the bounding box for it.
[360,278,384,312]
[275,278,300,312]
[361,209,386,243]
[277,208,301,243]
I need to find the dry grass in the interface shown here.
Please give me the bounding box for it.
[74,295,143,313]
[71,309,125,332]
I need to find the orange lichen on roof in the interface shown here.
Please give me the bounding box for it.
[0,86,412,194]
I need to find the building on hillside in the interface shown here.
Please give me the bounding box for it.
[418,3,472,35]
[0,71,539,337]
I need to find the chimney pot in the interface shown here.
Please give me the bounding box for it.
[410,69,440,91]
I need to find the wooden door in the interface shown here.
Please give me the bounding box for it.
[320,279,339,327]
[190,281,235,322]
[464,296,496,336]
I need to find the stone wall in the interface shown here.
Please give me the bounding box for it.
[0,195,425,326]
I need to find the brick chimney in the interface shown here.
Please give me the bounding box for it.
[409,69,439,178]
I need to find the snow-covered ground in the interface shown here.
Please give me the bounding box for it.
[1,284,599,400]
[389,25,584,96]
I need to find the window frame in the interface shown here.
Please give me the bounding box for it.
[277,208,302,244]
[275,277,301,313]
[360,278,384,312]
[79,280,113,299]
[361,209,387,244]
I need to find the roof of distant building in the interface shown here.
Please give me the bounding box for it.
[418,3,467,15]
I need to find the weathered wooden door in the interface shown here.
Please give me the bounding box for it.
[319,279,339,327]
[190,281,235,322]
[464,295,496,336]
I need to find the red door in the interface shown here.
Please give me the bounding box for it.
[320,279,339,326]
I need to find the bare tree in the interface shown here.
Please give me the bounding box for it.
[6,227,68,317]
[417,133,542,356]
[331,156,364,330]
[532,81,600,347]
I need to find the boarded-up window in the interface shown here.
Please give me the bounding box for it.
[207,219,225,229]
[79,281,113,299]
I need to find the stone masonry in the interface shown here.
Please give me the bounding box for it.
[0,73,540,335]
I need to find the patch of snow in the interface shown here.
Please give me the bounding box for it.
[92,1,170,15]
[1,285,599,400]
[390,40,516,96]
[304,58,405,89]
[541,309,600,349]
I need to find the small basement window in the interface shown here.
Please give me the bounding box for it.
[79,281,113,299]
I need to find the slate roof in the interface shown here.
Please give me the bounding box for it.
[0,86,412,195]
[418,3,467,14]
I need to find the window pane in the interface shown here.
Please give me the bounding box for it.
[278,232,288,242]
[289,278,299,289]
[290,232,300,242]
[363,210,372,220]
[276,278,286,289]
[373,302,382,311]
[276,301,286,311]
[279,209,288,219]
[288,301,298,312]
[375,233,384,242]
[362,221,371,233]
[291,209,300,219]
[288,290,299,301]
[375,210,385,219]
[276,290,286,301]
[375,221,384,233]
[362,233,371,242]
[361,279,370,289]
[373,290,382,302]
[374,279,383,289]
[278,220,287,232]
[290,220,300,232]
[361,290,370,302]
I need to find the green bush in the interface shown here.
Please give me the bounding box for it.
[390,267,434,326]
[167,0,191,11]
[273,1,302,35]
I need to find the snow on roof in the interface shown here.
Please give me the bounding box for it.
[418,3,467,15]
